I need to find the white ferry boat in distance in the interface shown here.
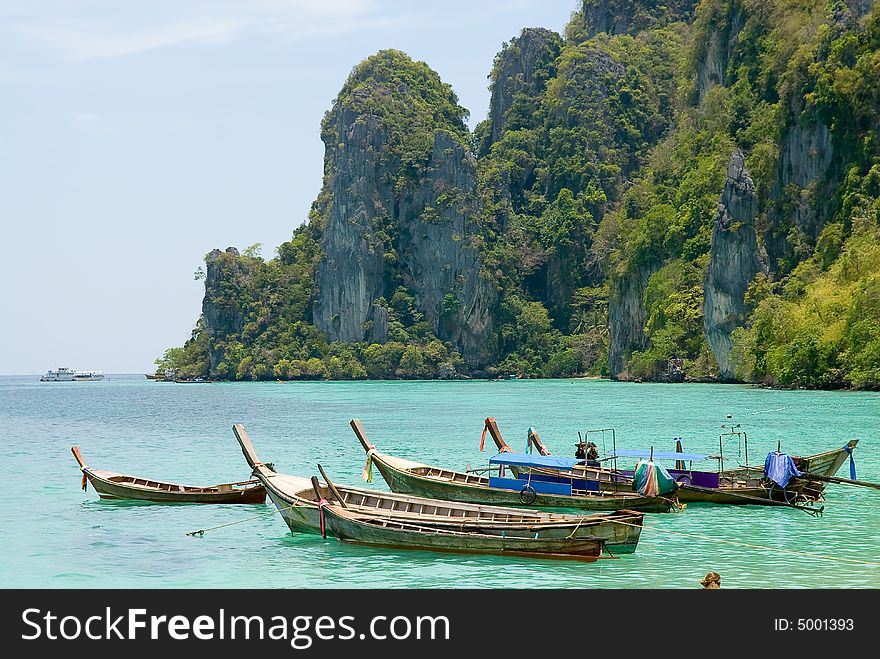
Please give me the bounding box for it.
[40,368,105,381]
[74,370,105,381]
[40,367,77,381]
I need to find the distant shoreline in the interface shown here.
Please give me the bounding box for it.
[4,372,869,392]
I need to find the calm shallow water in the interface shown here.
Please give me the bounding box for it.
[2,375,878,588]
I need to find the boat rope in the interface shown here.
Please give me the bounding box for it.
[186,476,386,538]
[843,443,857,480]
[186,485,311,537]
[566,516,585,539]
[795,498,875,506]
[661,495,686,512]
[605,518,880,567]
[186,506,281,537]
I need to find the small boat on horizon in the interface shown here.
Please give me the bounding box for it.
[146,368,177,381]
[74,370,104,381]
[40,367,104,381]
[40,367,76,381]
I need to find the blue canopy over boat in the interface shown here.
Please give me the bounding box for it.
[611,449,708,461]
[488,453,581,470]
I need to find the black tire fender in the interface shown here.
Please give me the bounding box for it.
[519,484,537,505]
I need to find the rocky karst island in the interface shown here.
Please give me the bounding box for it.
[159,0,880,390]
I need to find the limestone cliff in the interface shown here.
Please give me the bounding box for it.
[482,27,562,152]
[703,150,763,380]
[312,50,496,366]
[202,247,249,371]
[396,132,496,364]
[311,110,390,344]
[608,267,651,378]
[166,0,880,388]
[755,0,873,275]
[763,117,834,273]
[567,0,697,42]
[693,0,745,103]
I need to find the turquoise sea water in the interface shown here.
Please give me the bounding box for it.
[2,375,878,588]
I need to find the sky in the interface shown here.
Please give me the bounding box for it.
[0,0,576,375]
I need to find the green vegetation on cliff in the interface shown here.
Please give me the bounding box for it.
[324,48,471,189]
[557,0,880,389]
[162,1,880,389]
[161,51,475,381]
[475,24,686,377]
[726,6,880,389]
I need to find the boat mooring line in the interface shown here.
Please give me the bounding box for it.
[186,504,287,537]
[607,519,880,566]
[566,516,585,539]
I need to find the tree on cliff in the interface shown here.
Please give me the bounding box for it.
[161,0,880,389]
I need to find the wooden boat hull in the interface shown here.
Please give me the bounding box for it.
[265,487,642,554]
[321,505,604,562]
[370,451,677,514]
[232,425,643,554]
[675,483,805,505]
[529,467,810,505]
[82,469,267,504]
[680,440,860,504]
[796,440,858,477]
[348,420,677,513]
[508,441,860,505]
[72,446,266,504]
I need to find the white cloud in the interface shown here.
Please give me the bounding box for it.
[8,0,411,61]
[19,18,249,60]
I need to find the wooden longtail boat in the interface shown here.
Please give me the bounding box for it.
[481,419,856,506]
[672,439,859,504]
[316,497,604,562]
[231,424,643,554]
[792,441,860,479]
[350,420,681,514]
[71,446,266,504]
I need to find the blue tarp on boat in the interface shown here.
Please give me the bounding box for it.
[489,476,572,496]
[488,453,581,470]
[611,449,708,461]
[764,452,803,488]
